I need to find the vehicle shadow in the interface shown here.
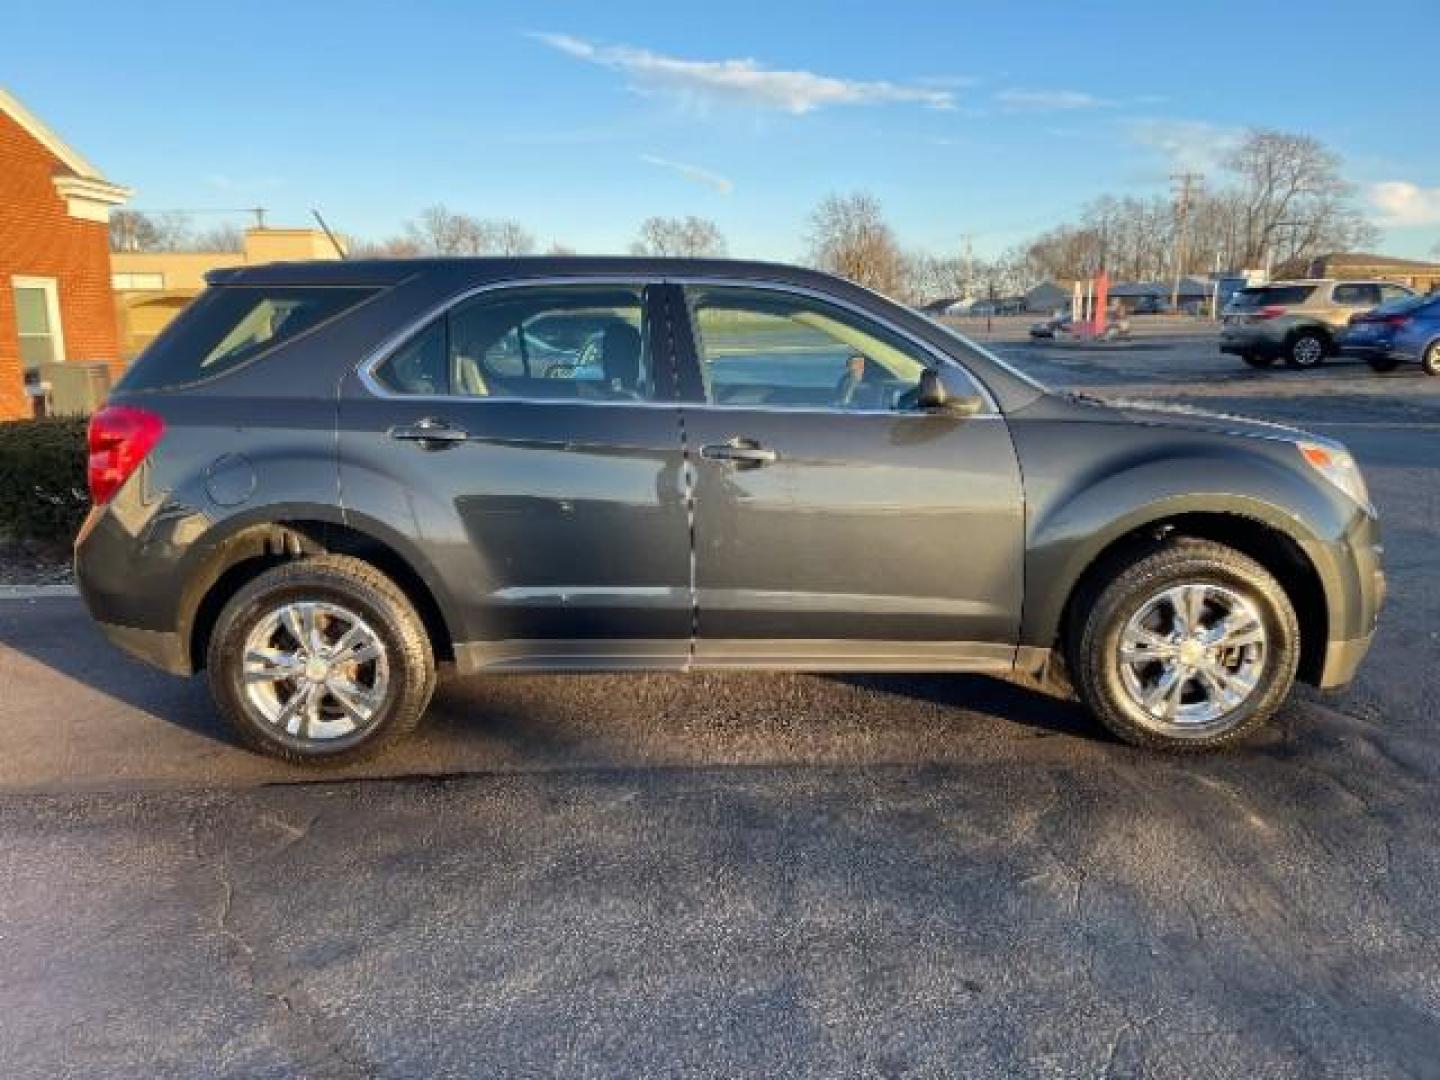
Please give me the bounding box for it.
[825,672,1110,742]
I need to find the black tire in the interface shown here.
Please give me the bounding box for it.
[1068,539,1300,751]
[1285,331,1327,369]
[207,555,436,764]
[1241,352,1275,369]
[1367,352,1402,373]
[1423,341,1440,377]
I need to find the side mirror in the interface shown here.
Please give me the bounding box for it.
[917,368,984,416]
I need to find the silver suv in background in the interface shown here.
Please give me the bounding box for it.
[1220,279,1414,370]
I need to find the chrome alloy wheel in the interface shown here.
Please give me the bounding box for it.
[241,601,390,741]
[1116,583,1267,731]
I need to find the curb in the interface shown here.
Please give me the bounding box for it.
[0,584,80,600]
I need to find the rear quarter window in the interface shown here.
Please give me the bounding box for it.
[118,285,378,391]
[1231,285,1317,309]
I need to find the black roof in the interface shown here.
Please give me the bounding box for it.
[207,255,854,290]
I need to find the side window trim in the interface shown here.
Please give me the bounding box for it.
[667,278,999,415]
[359,278,675,406]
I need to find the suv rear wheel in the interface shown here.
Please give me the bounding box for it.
[1069,539,1300,751]
[1286,331,1327,369]
[207,555,436,764]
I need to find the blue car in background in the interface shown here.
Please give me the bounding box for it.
[1343,292,1440,374]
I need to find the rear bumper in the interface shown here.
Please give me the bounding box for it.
[1219,330,1282,356]
[93,619,191,677]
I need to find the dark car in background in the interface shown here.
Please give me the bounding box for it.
[1221,279,1414,369]
[76,258,1383,763]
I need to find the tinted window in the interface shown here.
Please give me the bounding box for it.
[686,287,966,412]
[1333,283,1381,306]
[1380,284,1414,303]
[120,286,377,391]
[374,286,656,401]
[1230,285,1317,309]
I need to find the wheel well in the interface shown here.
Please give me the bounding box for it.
[187,520,454,672]
[1289,324,1334,351]
[1059,512,1328,685]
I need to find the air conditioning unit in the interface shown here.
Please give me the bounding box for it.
[38,361,112,416]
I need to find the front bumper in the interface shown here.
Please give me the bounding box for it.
[1319,632,1376,692]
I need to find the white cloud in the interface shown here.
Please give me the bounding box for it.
[1127,119,1244,174]
[530,32,955,114]
[1368,181,1440,227]
[995,89,1115,111]
[640,154,734,195]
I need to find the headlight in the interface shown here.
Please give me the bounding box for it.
[1298,441,1371,510]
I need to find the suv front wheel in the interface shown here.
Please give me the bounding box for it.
[207,555,436,764]
[1069,540,1300,750]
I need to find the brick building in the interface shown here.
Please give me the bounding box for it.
[0,87,130,419]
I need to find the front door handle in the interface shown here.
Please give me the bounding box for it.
[700,439,778,466]
[389,418,469,447]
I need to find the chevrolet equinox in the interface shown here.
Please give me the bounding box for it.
[75,258,1384,762]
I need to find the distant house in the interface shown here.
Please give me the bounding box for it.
[1278,252,1440,293]
[1023,281,1071,314]
[0,87,131,419]
[1108,281,1168,314]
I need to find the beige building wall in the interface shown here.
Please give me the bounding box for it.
[112,226,346,358]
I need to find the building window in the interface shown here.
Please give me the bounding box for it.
[12,277,65,377]
[112,272,166,290]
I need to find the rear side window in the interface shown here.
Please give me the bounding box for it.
[1230,285,1317,309]
[119,285,377,391]
[1333,283,1381,306]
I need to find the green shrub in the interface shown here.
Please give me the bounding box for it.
[0,417,90,545]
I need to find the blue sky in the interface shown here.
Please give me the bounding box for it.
[5,0,1439,260]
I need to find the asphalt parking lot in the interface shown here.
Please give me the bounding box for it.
[3,326,1439,1078]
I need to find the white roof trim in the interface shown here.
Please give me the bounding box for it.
[0,85,110,181]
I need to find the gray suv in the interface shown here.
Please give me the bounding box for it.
[75,258,1384,762]
[1220,279,1414,369]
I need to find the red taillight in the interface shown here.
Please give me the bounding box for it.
[1255,305,1287,320]
[1384,315,1412,329]
[87,405,165,505]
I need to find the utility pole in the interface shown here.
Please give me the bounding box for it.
[1170,172,1203,310]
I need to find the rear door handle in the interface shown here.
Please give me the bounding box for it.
[389,418,469,446]
[700,439,778,466]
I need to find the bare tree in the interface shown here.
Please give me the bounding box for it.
[109,210,194,252]
[630,216,727,258]
[805,193,907,298]
[190,223,245,253]
[1225,129,1375,266]
[494,220,537,256]
[387,206,536,256]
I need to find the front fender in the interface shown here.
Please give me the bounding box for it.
[1013,422,1363,649]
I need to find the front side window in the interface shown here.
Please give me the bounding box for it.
[373,286,656,401]
[685,287,962,412]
